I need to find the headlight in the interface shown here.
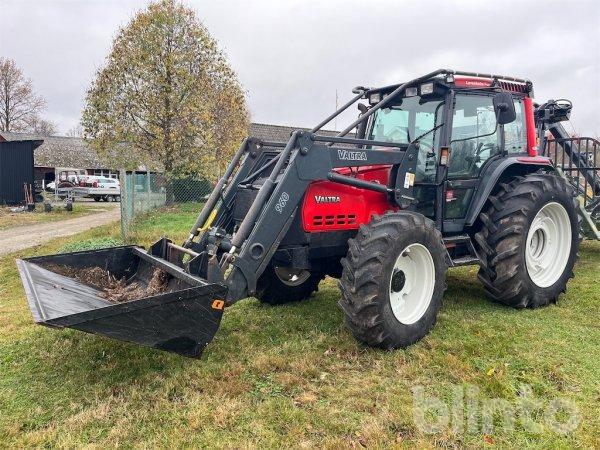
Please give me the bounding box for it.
[420,82,434,95]
[405,87,418,97]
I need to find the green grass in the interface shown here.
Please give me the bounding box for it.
[58,237,124,253]
[123,201,204,245]
[0,203,113,230]
[0,204,598,448]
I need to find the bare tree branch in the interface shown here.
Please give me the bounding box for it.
[0,58,51,133]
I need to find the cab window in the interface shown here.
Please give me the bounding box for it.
[448,94,500,179]
[369,95,444,183]
[504,99,527,154]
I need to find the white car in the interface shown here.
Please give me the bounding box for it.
[73,177,121,202]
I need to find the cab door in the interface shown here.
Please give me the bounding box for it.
[443,93,528,232]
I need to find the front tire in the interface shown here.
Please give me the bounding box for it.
[475,173,579,308]
[256,266,325,305]
[339,211,448,349]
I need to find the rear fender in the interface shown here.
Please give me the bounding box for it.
[464,156,554,227]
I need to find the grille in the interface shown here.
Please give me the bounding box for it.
[233,187,259,223]
[313,214,357,227]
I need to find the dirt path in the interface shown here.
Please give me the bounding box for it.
[0,206,121,256]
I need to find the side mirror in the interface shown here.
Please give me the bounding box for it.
[493,92,516,125]
[356,103,369,139]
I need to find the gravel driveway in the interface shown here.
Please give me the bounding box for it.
[0,206,121,256]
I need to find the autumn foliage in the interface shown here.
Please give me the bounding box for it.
[82,0,249,183]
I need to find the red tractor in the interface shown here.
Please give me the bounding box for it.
[18,69,596,357]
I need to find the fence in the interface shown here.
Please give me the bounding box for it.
[544,137,600,219]
[119,170,213,239]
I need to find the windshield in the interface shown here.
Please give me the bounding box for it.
[369,95,444,145]
[368,95,444,182]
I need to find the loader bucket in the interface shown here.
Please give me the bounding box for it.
[16,246,227,358]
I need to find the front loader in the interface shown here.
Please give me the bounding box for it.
[17,69,593,357]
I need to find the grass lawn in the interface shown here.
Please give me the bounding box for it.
[0,202,114,230]
[0,204,598,448]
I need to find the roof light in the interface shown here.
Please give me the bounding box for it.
[420,82,434,95]
[405,87,418,97]
[368,92,381,105]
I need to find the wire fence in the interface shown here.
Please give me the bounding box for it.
[119,170,213,239]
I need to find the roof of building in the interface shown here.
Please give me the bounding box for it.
[249,123,341,142]
[0,123,347,170]
[0,131,105,169]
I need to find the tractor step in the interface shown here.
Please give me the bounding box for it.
[444,235,481,267]
[16,246,227,358]
[451,255,480,266]
[443,235,472,245]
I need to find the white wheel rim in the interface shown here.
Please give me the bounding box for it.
[274,267,311,286]
[389,243,435,325]
[525,202,571,288]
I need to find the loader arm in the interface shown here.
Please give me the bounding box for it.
[222,132,418,302]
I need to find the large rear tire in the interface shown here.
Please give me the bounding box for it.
[256,266,325,305]
[339,211,448,349]
[474,173,579,308]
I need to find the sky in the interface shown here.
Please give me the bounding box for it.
[1,0,599,136]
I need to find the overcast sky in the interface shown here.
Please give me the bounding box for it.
[1,0,599,136]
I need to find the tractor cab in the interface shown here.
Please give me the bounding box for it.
[360,74,535,228]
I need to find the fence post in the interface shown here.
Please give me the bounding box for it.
[119,169,127,239]
[146,171,150,210]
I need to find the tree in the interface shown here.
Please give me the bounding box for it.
[28,117,57,136]
[82,0,250,196]
[66,124,84,138]
[0,57,52,133]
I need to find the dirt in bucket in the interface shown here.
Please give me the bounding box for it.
[45,264,169,303]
